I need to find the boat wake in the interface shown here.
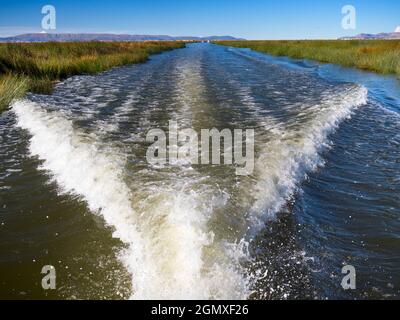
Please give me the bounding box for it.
[12,73,368,299]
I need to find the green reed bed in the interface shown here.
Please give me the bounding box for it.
[0,75,28,112]
[0,41,185,112]
[215,40,400,76]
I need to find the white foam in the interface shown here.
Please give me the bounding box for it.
[12,99,248,299]
[12,100,149,296]
[11,76,368,300]
[247,85,368,236]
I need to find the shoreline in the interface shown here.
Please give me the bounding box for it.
[0,41,186,113]
[215,40,400,78]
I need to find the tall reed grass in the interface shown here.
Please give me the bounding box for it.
[215,40,400,76]
[0,75,28,112]
[0,41,185,112]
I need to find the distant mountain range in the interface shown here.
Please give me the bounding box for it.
[341,29,400,40]
[0,33,244,42]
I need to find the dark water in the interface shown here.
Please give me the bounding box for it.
[0,43,399,299]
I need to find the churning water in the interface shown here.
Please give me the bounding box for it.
[0,43,399,299]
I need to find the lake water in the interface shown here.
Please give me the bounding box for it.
[1,43,399,299]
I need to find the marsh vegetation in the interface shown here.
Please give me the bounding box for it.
[0,41,185,112]
[216,40,400,77]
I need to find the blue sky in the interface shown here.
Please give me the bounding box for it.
[0,0,399,39]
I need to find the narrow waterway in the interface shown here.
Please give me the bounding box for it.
[0,43,399,299]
